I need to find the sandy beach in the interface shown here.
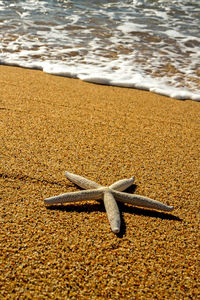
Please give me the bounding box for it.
[0,65,199,299]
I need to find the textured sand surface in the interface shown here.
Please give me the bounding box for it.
[0,65,199,299]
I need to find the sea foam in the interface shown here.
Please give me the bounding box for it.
[0,0,200,101]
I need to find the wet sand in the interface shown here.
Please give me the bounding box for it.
[0,65,199,299]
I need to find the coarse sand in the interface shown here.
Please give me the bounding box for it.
[0,65,199,299]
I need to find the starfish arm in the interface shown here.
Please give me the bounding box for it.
[112,190,174,212]
[109,176,135,191]
[65,171,102,189]
[44,189,103,205]
[103,191,121,233]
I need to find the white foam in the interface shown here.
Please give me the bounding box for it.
[0,0,200,101]
[118,23,146,33]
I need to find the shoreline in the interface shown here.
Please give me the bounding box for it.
[1,63,200,101]
[1,65,199,298]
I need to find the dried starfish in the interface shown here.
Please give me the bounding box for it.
[44,171,174,233]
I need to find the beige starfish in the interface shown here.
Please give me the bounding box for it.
[44,171,174,233]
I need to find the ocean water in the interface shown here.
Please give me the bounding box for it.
[0,0,200,101]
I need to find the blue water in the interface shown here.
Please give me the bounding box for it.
[0,0,200,101]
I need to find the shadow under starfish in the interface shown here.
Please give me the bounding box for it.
[44,171,175,234]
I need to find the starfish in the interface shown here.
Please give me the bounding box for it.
[44,171,174,233]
